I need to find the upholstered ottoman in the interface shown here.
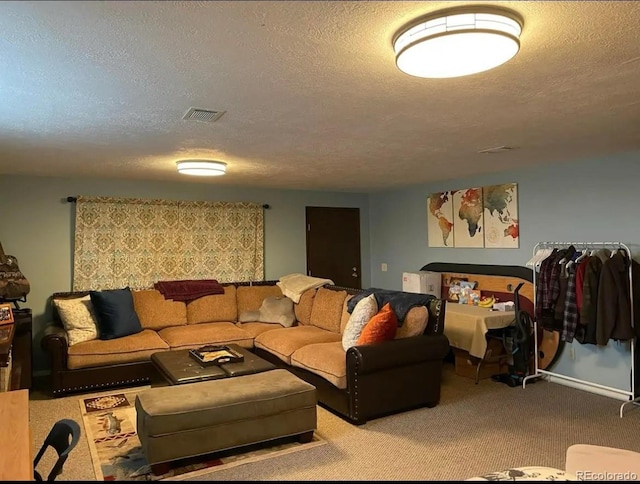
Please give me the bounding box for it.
[135,369,317,470]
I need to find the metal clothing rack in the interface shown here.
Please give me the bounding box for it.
[522,241,638,417]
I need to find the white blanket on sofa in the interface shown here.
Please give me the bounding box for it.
[276,273,334,303]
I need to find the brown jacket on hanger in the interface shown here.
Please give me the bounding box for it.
[596,251,640,345]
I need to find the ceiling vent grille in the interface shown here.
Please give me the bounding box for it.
[182,107,226,123]
[477,145,516,154]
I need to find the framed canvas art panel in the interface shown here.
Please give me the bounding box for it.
[453,188,484,248]
[483,183,519,248]
[427,191,454,247]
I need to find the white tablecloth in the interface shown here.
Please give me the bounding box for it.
[444,304,516,359]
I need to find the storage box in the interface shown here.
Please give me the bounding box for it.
[402,271,441,297]
[453,340,508,381]
[493,301,515,311]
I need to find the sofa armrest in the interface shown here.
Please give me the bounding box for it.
[41,324,69,371]
[346,334,449,375]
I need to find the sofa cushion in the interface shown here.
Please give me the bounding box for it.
[239,296,296,327]
[67,329,169,369]
[132,289,188,331]
[339,294,354,335]
[357,302,397,345]
[395,306,429,339]
[186,285,237,324]
[236,285,283,315]
[89,287,143,340]
[291,341,347,389]
[52,295,99,346]
[294,289,316,325]
[309,287,347,333]
[254,326,341,365]
[342,294,378,351]
[235,321,284,339]
[158,322,253,350]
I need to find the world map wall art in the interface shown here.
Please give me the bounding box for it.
[427,183,519,249]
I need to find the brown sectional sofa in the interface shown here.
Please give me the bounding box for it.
[42,281,449,425]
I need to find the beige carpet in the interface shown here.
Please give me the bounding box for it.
[29,363,640,481]
[78,390,325,480]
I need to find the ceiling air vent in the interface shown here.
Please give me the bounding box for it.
[182,107,226,123]
[477,145,516,154]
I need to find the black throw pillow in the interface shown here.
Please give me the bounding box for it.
[89,287,142,340]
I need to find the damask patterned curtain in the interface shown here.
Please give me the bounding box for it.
[72,196,264,291]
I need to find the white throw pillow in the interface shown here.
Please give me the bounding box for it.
[342,294,378,351]
[53,296,99,346]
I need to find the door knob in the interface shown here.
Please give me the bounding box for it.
[352,272,358,277]
[352,267,357,271]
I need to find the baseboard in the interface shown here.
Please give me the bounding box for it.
[547,375,631,401]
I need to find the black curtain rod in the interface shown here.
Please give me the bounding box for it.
[66,197,270,209]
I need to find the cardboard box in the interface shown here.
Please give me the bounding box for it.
[402,271,441,297]
[453,339,509,381]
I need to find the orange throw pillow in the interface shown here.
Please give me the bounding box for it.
[357,302,397,345]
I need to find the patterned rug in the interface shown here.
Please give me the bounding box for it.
[79,391,326,481]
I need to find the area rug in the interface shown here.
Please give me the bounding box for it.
[79,391,326,481]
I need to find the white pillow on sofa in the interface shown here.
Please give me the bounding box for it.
[53,296,99,346]
[342,294,378,351]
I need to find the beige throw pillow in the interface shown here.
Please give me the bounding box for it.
[239,296,296,327]
[259,296,296,327]
[53,296,99,346]
[395,306,429,339]
[342,294,378,351]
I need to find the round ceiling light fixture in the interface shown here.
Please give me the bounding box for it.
[393,8,523,79]
[176,160,227,176]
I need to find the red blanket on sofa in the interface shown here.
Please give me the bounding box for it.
[154,279,225,301]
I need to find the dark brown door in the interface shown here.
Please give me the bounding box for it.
[306,207,361,289]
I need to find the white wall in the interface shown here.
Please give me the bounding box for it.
[367,151,639,394]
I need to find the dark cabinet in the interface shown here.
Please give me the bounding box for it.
[10,308,32,391]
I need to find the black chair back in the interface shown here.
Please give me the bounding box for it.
[33,418,81,481]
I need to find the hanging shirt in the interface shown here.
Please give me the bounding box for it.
[576,256,604,345]
[543,246,575,332]
[575,256,591,313]
[561,262,579,343]
[535,248,559,328]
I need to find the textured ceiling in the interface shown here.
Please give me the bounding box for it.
[1,1,639,192]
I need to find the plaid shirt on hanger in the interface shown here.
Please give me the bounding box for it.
[536,248,561,325]
[562,262,579,342]
[537,247,575,331]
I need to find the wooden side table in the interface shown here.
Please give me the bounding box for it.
[0,389,32,480]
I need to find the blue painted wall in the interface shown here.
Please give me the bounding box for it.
[0,175,370,372]
[2,151,638,390]
[367,151,639,393]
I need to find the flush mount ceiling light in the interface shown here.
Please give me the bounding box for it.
[176,160,227,176]
[393,7,523,78]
